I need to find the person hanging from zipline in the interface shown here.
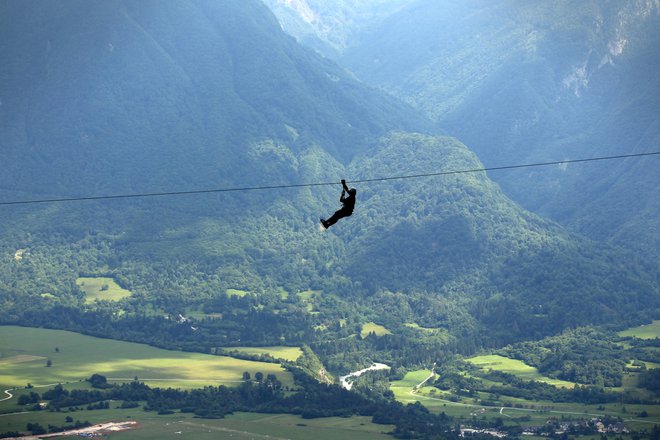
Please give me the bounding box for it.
[321,179,356,229]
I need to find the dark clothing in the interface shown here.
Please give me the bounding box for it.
[324,206,353,228]
[321,182,356,229]
[340,191,356,213]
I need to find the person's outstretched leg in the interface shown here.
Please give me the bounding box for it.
[323,208,351,228]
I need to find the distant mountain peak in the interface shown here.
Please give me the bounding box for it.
[275,0,317,24]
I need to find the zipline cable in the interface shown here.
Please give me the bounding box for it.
[1,150,659,206]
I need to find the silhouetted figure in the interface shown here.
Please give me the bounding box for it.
[321,179,356,229]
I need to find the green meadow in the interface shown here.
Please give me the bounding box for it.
[619,320,660,339]
[142,412,395,440]
[0,326,292,393]
[0,328,391,439]
[390,369,433,403]
[360,322,392,338]
[226,346,302,362]
[76,277,132,303]
[467,354,576,387]
[0,409,395,440]
[389,369,660,430]
[162,413,394,440]
[390,369,479,417]
[226,288,249,297]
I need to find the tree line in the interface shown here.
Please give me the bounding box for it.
[12,370,468,440]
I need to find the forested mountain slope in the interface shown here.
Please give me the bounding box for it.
[268,0,660,257]
[343,0,660,256]
[0,0,425,293]
[342,133,658,344]
[0,0,658,360]
[0,0,428,200]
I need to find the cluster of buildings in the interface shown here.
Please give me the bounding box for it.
[522,417,629,436]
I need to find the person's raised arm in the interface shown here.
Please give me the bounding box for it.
[340,179,348,202]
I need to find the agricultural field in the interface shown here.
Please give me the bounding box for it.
[360,322,392,338]
[76,277,132,303]
[137,412,396,440]
[0,326,293,396]
[390,369,483,417]
[619,321,660,339]
[0,327,395,439]
[0,407,395,439]
[390,369,660,432]
[466,354,576,387]
[390,369,434,403]
[225,346,302,362]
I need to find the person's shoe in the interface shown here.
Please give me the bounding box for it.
[320,218,328,229]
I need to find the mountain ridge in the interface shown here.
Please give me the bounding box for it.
[265,0,660,258]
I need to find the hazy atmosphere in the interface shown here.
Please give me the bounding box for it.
[1,1,659,438]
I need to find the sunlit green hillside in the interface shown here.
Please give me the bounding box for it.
[0,326,292,390]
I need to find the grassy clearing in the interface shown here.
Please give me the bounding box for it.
[360,322,392,338]
[619,321,660,339]
[391,369,485,414]
[391,369,433,389]
[76,277,132,303]
[390,370,660,429]
[0,326,292,394]
[0,408,395,440]
[225,346,302,362]
[296,290,317,300]
[296,290,321,313]
[390,370,477,416]
[627,360,660,369]
[467,354,576,388]
[390,369,433,403]
[226,288,248,297]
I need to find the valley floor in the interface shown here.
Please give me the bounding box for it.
[0,410,394,440]
[392,369,660,436]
